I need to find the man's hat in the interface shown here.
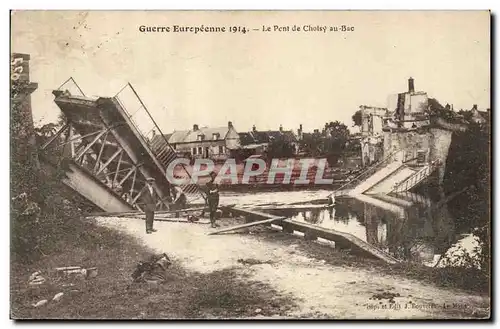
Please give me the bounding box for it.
[209,171,217,177]
[146,177,155,182]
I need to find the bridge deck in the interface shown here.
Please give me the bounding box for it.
[54,93,171,189]
[46,90,182,212]
[221,206,400,264]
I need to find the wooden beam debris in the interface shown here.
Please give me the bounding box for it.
[87,206,207,218]
[140,217,210,224]
[207,216,287,235]
[239,204,334,212]
[214,206,400,264]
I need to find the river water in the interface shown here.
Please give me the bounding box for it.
[218,190,480,267]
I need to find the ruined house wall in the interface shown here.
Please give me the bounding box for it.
[428,128,453,184]
[361,137,383,166]
[383,128,453,184]
[383,130,431,163]
[404,92,428,114]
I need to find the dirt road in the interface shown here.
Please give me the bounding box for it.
[95,216,490,319]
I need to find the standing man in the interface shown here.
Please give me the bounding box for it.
[206,171,220,228]
[140,177,158,234]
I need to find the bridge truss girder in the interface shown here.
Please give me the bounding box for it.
[41,121,171,212]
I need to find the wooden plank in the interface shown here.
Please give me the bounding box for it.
[289,198,330,205]
[152,218,210,224]
[222,205,281,220]
[282,219,400,264]
[88,214,210,224]
[208,216,286,235]
[131,213,204,219]
[88,206,207,217]
[243,204,334,212]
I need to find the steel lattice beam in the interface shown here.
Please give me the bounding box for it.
[45,79,211,212]
[41,117,171,211]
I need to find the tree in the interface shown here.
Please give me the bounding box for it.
[324,121,350,140]
[352,110,362,127]
[345,138,361,154]
[321,121,350,165]
[299,132,322,157]
[427,98,457,122]
[267,137,295,159]
[424,98,492,277]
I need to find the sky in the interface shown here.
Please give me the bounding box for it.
[11,11,490,134]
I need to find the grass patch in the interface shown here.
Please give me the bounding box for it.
[10,218,297,319]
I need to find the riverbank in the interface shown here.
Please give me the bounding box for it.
[91,215,489,319]
[11,211,490,319]
[10,218,298,319]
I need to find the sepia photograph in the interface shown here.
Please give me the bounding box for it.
[9,10,491,320]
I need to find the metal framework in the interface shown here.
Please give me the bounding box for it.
[113,82,206,203]
[41,121,171,211]
[41,77,207,212]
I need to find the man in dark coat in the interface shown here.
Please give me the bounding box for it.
[206,171,220,228]
[140,177,158,234]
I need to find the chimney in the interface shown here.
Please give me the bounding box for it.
[152,129,156,137]
[473,104,478,111]
[252,125,257,132]
[314,129,319,134]
[299,124,303,131]
[279,124,283,133]
[193,124,199,131]
[408,77,415,93]
[228,121,233,129]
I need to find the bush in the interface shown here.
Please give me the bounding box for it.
[11,79,89,263]
[10,165,88,264]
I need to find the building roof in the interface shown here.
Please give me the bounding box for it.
[151,125,236,147]
[158,126,234,144]
[301,131,322,139]
[238,132,256,145]
[168,130,191,144]
[251,131,270,144]
[240,130,297,145]
[182,127,230,143]
[471,106,489,117]
[281,130,297,142]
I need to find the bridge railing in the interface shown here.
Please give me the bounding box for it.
[329,149,404,197]
[391,161,439,194]
[56,77,87,98]
[114,83,206,203]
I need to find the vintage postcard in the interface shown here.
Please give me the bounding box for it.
[10,10,491,320]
